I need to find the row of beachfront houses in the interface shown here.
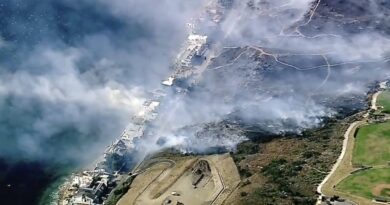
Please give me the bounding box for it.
[62,30,209,204]
[61,97,162,205]
[61,1,232,203]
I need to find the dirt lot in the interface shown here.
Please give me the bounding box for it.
[117,154,240,205]
[373,184,390,197]
[117,162,173,205]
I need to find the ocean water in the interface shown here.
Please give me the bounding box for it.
[0,159,71,204]
[0,0,193,203]
[0,1,155,204]
[39,174,70,205]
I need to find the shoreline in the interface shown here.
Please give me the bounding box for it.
[55,1,227,204]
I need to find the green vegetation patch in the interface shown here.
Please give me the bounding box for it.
[378,90,390,113]
[232,119,350,205]
[337,168,390,200]
[353,122,390,166]
[105,175,135,205]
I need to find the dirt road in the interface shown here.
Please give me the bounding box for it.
[317,84,388,205]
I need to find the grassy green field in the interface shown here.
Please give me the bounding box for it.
[337,168,390,199]
[353,122,390,166]
[378,90,390,113]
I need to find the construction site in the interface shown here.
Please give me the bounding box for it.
[117,154,240,205]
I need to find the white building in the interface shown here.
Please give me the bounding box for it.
[162,76,175,86]
[70,194,94,205]
[176,34,208,67]
[188,34,208,56]
[71,175,93,189]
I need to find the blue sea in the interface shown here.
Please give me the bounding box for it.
[0,0,186,204]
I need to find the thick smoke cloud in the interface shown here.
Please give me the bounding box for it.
[0,0,389,163]
[132,0,390,154]
[0,0,200,163]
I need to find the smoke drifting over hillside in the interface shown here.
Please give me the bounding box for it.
[137,0,390,153]
[0,0,389,164]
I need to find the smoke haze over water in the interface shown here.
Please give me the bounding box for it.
[0,1,199,203]
[0,0,202,162]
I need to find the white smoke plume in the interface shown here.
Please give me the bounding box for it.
[0,0,389,162]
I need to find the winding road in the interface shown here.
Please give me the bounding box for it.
[316,120,363,205]
[316,82,388,205]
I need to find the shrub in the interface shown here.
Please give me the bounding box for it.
[241,192,248,197]
[302,150,320,158]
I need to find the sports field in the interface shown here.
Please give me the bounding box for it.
[352,121,390,166]
[337,168,390,200]
[337,121,390,202]
[377,90,390,113]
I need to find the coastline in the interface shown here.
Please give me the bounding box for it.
[55,1,227,204]
[39,175,70,205]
